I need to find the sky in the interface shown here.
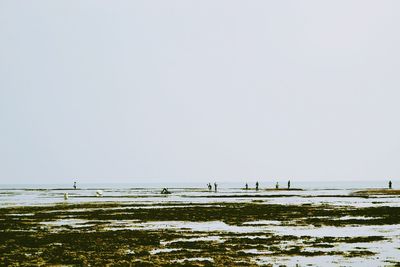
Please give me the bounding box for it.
[1,1,400,184]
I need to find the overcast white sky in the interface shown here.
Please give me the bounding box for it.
[1,1,400,184]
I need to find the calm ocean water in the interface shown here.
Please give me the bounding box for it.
[0,180,397,207]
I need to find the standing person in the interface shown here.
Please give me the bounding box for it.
[389,180,392,189]
[73,182,77,190]
[288,180,291,190]
[275,182,279,189]
[208,183,212,191]
[245,183,248,190]
[214,182,218,192]
[255,181,259,191]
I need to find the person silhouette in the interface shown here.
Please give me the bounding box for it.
[161,188,170,194]
[214,182,217,192]
[288,180,291,190]
[389,180,392,189]
[275,182,279,189]
[245,183,248,190]
[73,182,77,190]
[256,181,259,191]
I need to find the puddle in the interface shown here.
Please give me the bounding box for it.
[271,224,400,238]
[172,257,214,263]
[150,248,181,254]
[106,220,263,233]
[161,235,223,245]
[40,219,91,228]
[242,220,281,226]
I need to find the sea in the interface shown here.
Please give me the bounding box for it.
[0,180,396,207]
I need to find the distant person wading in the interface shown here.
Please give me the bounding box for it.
[207,183,212,191]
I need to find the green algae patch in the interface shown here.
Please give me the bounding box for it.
[1,202,399,266]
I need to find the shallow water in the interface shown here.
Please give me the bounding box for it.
[0,184,398,207]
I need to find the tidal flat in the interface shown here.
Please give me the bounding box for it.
[1,187,400,266]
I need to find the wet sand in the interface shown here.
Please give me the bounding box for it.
[1,188,400,266]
